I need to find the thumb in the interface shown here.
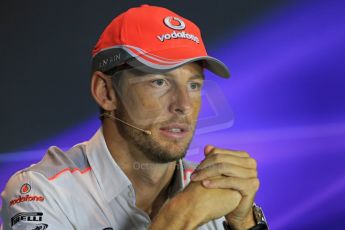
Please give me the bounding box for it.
[204,145,215,156]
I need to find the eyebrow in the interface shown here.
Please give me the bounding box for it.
[189,74,205,80]
[162,72,205,80]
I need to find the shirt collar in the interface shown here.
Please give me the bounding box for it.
[86,128,132,202]
[85,128,196,202]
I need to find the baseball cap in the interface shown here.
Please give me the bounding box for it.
[92,4,230,78]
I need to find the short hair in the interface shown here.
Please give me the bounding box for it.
[98,65,127,121]
[98,64,147,121]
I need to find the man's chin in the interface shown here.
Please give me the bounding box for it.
[149,152,186,164]
[164,148,187,161]
[141,139,187,163]
[154,143,189,162]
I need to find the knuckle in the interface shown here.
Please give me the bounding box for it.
[252,159,258,168]
[239,150,250,157]
[214,147,223,152]
[246,158,257,168]
[212,154,223,164]
[252,170,258,178]
[226,177,234,185]
[215,163,224,173]
[251,178,260,190]
[244,158,251,166]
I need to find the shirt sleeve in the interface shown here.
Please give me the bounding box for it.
[1,170,74,230]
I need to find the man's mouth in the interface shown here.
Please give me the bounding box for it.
[159,123,190,139]
[167,128,183,133]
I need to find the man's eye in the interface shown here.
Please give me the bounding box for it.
[188,82,202,91]
[151,79,168,88]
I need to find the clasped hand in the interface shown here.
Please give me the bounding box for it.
[190,145,260,229]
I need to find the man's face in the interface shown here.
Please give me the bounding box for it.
[113,62,204,163]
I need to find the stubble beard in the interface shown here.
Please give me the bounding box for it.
[114,102,195,164]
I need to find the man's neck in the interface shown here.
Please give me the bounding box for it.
[102,121,177,216]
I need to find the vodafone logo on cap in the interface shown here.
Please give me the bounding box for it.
[163,16,186,30]
[157,16,199,44]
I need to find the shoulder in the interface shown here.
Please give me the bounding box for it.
[1,144,91,228]
[29,143,90,181]
[2,143,91,202]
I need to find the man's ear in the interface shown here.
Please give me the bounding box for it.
[91,71,117,111]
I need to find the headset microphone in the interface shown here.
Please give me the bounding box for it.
[99,113,152,135]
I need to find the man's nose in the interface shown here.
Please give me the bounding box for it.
[168,87,193,116]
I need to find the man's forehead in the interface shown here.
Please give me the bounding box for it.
[162,71,205,80]
[124,62,205,81]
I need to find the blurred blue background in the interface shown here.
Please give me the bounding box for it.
[1,0,345,229]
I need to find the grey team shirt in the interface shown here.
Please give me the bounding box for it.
[1,128,226,230]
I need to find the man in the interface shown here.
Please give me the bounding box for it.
[1,4,268,230]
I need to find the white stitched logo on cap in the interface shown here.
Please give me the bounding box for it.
[163,16,186,30]
[158,16,199,44]
[157,31,199,44]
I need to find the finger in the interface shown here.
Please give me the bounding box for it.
[204,145,215,156]
[202,177,260,196]
[209,147,250,158]
[196,154,257,171]
[191,163,257,181]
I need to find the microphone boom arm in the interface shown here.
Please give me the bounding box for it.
[99,113,152,135]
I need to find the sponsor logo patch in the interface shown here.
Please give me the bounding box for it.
[32,223,48,230]
[163,16,186,30]
[157,31,200,44]
[9,195,45,206]
[20,183,31,194]
[98,53,121,69]
[157,16,199,44]
[11,212,43,226]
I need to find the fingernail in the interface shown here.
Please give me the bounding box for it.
[202,180,211,186]
[190,173,198,180]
